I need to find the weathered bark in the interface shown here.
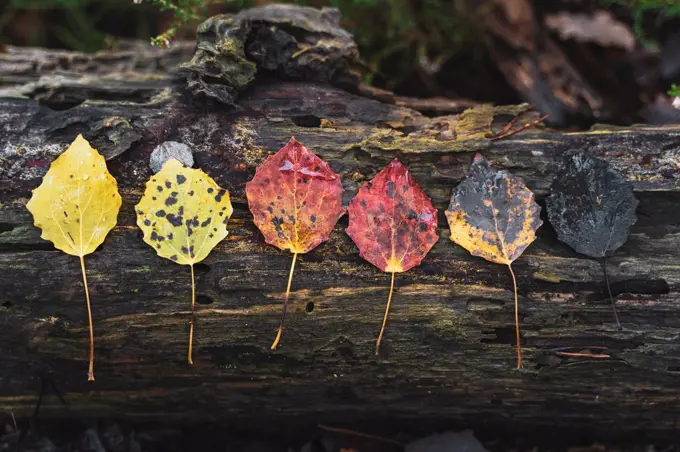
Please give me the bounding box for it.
[2,21,680,444]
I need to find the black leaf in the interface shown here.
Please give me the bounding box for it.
[546,152,638,258]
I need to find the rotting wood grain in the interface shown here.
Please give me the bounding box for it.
[1,37,680,444]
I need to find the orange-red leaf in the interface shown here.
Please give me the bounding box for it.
[346,159,438,273]
[246,137,344,254]
[246,137,344,350]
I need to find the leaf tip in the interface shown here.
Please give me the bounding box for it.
[162,157,184,170]
[72,134,92,150]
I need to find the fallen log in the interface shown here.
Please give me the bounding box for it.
[2,5,680,445]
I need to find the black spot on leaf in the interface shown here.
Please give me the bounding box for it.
[167,214,182,227]
[165,195,178,206]
[386,180,396,198]
[150,231,165,242]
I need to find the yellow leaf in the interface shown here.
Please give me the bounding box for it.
[26,134,122,382]
[135,158,233,364]
[26,134,122,257]
[136,158,233,265]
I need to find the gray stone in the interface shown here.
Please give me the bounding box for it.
[406,430,488,452]
[149,141,194,173]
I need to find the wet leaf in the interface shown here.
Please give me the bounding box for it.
[546,152,638,328]
[445,153,542,368]
[136,158,233,364]
[546,152,638,258]
[26,134,122,381]
[346,158,438,354]
[246,137,344,349]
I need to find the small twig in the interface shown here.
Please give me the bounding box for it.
[550,346,608,351]
[318,424,404,447]
[497,109,528,136]
[555,352,610,359]
[48,378,70,413]
[490,114,550,141]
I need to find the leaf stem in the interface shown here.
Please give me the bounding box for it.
[602,256,621,330]
[79,255,95,381]
[188,263,196,365]
[507,263,522,369]
[317,424,404,447]
[376,271,396,356]
[271,252,297,350]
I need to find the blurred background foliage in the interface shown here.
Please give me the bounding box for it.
[0,0,494,98]
[3,1,679,52]
[1,0,680,104]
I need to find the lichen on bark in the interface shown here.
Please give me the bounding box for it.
[181,4,360,106]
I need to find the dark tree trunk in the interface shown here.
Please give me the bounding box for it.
[2,16,680,444]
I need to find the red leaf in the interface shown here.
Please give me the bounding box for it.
[346,159,438,273]
[246,137,345,254]
[346,158,438,353]
[246,137,344,349]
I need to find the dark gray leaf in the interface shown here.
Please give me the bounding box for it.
[546,152,638,258]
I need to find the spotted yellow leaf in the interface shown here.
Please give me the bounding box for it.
[26,134,122,381]
[136,158,233,364]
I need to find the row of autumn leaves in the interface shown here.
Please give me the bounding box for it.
[26,135,638,381]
